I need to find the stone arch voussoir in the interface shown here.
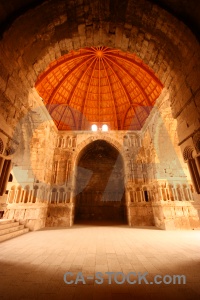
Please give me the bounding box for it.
[73,135,125,165]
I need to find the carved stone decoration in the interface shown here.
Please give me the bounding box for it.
[193,131,200,153]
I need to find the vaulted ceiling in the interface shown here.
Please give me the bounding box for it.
[0,0,199,42]
[35,46,163,130]
[1,0,199,131]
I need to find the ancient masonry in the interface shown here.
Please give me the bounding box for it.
[0,0,200,230]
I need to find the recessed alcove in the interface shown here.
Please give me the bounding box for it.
[74,140,127,224]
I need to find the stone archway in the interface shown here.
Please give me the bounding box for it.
[0,0,199,189]
[74,139,127,224]
[0,0,200,231]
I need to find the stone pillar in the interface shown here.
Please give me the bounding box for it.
[187,188,193,201]
[136,190,141,202]
[158,187,162,201]
[173,188,178,201]
[67,191,71,203]
[61,138,65,148]
[140,191,144,202]
[126,189,131,204]
[7,188,15,204]
[180,186,185,201]
[68,138,72,148]
[13,189,18,203]
[171,187,176,201]
[55,191,58,204]
[133,191,136,202]
[72,137,76,148]
[165,188,168,200]
[21,190,25,203]
[28,190,33,203]
[15,189,22,203]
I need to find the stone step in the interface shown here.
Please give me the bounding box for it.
[0,228,29,243]
[0,224,25,236]
[0,219,14,225]
[0,221,20,230]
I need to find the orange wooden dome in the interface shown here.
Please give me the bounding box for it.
[35,46,163,130]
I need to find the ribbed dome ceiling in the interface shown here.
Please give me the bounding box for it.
[35,46,163,131]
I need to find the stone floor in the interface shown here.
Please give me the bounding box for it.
[0,224,200,300]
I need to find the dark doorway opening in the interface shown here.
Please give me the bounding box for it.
[74,140,127,225]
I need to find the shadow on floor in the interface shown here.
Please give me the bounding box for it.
[0,259,200,300]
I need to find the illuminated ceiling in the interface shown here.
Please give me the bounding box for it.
[35,46,163,131]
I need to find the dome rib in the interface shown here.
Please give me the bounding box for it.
[103,58,133,128]
[105,51,161,86]
[103,57,145,129]
[101,58,118,129]
[104,55,153,109]
[58,105,76,130]
[98,57,100,124]
[106,60,141,127]
[36,51,93,84]
[123,106,146,130]
[47,55,94,109]
[35,46,163,131]
[80,58,98,130]
[65,57,96,113]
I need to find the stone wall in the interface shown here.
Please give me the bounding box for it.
[0,105,58,230]
[42,123,199,229]
[152,201,200,230]
[45,204,73,227]
[0,0,199,143]
[0,0,199,229]
[2,121,200,230]
[4,204,48,231]
[1,92,199,230]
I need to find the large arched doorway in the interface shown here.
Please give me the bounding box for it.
[74,140,127,224]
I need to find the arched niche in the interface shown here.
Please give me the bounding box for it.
[74,139,127,224]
